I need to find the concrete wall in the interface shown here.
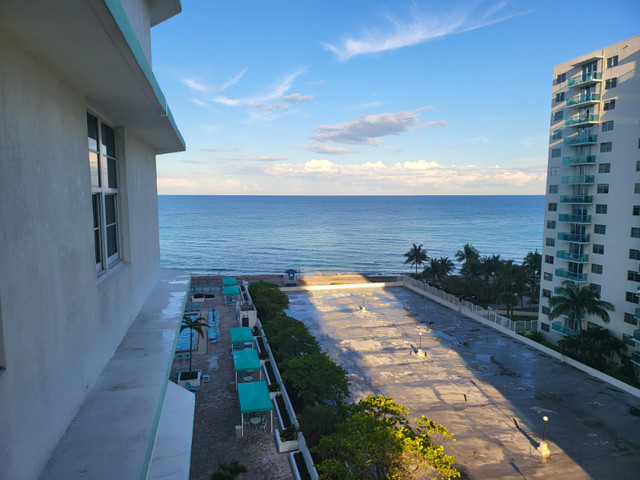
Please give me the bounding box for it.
[0,30,162,480]
[120,0,152,63]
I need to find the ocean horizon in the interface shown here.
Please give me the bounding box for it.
[158,195,545,276]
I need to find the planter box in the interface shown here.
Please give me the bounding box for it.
[178,369,201,387]
[275,429,299,453]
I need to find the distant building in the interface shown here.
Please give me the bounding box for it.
[539,36,640,371]
[0,1,192,479]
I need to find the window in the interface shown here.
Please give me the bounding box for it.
[637,161,640,171]
[635,184,640,194]
[553,111,564,122]
[88,112,120,275]
[549,167,559,176]
[624,313,639,326]
[595,204,607,214]
[545,255,554,264]
[626,292,640,304]
[540,322,550,332]
[542,289,552,299]
[552,130,563,140]
[606,55,618,68]
[556,73,566,84]
[542,306,550,315]
[546,237,555,247]
[632,227,640,238]
[628,271,640,282]
[601,120,614,132]
[591,284,601,295]
[548,203,557,212]
[605,77,617,89]
[551,148,561,158]
[591,264,603,274]
[598,163,610,173]
[544,272,553,281]
[549,185,558,194]
[594,224,606,234]
[592,244,604,254]
[633,206,640,216]
[624,334,636,346]
[555,92,565,103]
[630,249,640,260]
[603,99,616,110]
[547,220,556,229]
[597,184,609,194]
[600,142,612,153]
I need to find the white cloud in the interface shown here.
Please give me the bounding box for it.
[465,136,491,144]
[301,144,356,155]
[214,68,307,107]
[522,136,535,147]
[311,109,444,146]
[220,68,247,90]
[190,98,208,107]
[283,93,314,104]
[157,177,197,188]
[324,1,529,61]
[182,78,207,92]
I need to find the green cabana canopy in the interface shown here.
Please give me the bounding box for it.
[223,277,238,286]
[230,326,253,345]
[233,349,261,372]
[223,285,241,296]
[238,381,273,436]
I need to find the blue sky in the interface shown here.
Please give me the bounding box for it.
[151,0,639,195]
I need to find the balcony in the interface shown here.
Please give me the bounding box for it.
[558,214,591,223]
[562,155,596,166]
[564,135,598,146]
[567,72,602,87]
[556,251,589,263]
[636,308,640,321]
[565,114,599,127]
[566,93,601,107]
[557,232,590,243]
[551,321,579,336]
[561,175,595,185]
[633,329,640,341]
[555,268,588,282]
[632,351,640,367]
[560,195,593,204]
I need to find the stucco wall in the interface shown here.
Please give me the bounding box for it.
[120,0,152,64]
[0,31,162,480]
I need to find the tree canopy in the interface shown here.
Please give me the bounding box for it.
[404,243,428,276]
[548,281,615,331]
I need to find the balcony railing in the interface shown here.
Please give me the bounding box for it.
[566,93,601,107]
[556,250,589,262]
[562,155,596,166]
[561,175,595,185]
[633,328,640,341]
[551,321,579,336]
[636,308,640,321]
[632,351,640,367]
[558,214,592,223]
[555,268,588,282]
[567,72,602,87]
[565,114,599,126]
[564,135,598,146]
[557,232,590,243]
[560,195,593,204]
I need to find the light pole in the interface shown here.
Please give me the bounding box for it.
[542,416,548,441]
[537,415,550,456]
[419,332,423,349]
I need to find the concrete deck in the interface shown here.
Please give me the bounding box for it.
[287,286,640,480]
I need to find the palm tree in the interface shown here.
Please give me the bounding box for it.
[548,281,615,332]
[481,254,502,282]
[455,243,480,266]
[422,257,455,285]
[181,315,207,374]
[523,250,542,303]
[498,291,518,319]
[404,243,428,275]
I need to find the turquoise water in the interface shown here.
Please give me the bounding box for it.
[158,195,544,275]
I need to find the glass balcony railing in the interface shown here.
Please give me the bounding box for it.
[567,72,602,87]
[561,175,595,185]
[631,351,640,366]
[565,114,599,126]
[558,214,592,223]
[557,232,590,243]
[560,195,593,204]
[562,155,596,165]
[566,93,601,107]
[555,268,588,282]
[564,135,598,146]
[633,328,640,340]
[551,321,579,336]
[636,308,640,321]
[556,250,589,262]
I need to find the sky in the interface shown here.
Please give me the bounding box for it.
[151,0,639,195]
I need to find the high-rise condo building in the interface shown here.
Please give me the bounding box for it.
[539,35,640,373]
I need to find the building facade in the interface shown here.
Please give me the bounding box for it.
[0,1,192,479]
[539,36,640,371]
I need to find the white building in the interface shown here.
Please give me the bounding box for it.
[0,1,193,479]
[539,36,640,370]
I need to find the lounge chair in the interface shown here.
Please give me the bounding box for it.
[202,374,210,383]
[185,381,200,392]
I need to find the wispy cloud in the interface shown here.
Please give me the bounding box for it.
[310,108,444,146]
[182,78,208,92]
[301,144,356,155]
[283,93,314,104]
[324,1,528,60]
[214,68,307,107]
[220,68,247,90]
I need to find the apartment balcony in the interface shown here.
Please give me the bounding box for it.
[557,232,590,243]
[561,175,595,185]
[566,93,601,107]
[551,321,579,336]
[562,155,596,166]
[631,351,640,367]
[555,268,588,282]
[567,72,602,87]
[560,195,593,204]
[636,308,640,321]
[633,328,640,341]
[556,250,589,263]
[564,135,598,146]
[558,214,591,223]
[565,114,599,127]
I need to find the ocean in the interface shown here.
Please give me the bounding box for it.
[158,195,545,275]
